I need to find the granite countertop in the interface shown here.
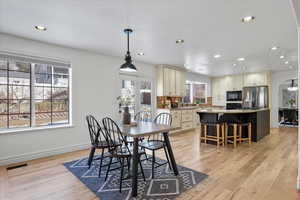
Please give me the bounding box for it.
[158,105,224,111]
[196,108,269,114]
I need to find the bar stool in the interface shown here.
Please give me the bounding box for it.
[199,120,225,147]
[225,121,252,148]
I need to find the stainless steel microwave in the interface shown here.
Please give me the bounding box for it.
[226,91,242,101]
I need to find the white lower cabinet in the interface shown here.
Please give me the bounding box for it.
[181,121,194,130]
[168,109,197,133]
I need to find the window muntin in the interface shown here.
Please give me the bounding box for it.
[183,81,207,104]
[0,58,70,130]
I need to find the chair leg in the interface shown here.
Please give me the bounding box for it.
[152,150,155,179]
[87,147,96,169]
[238,125,242,143]
[225,123,228,145]
[98,148,104,177]
[138,156,146,181]
[248,122,252,145]
[119,158,125,193]
[143,149,149,161]
[126,157,131,177]
[104,157,112,180]
[204,125,207,143]
[216,124,220,147]
[233,124,237,148]
[163,145,172,170]
[222,124,225,146]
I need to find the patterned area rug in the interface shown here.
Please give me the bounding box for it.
[64,154,208,200]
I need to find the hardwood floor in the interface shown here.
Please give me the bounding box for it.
[1,127,299,200]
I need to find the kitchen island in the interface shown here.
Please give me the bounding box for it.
[197,108,270,142]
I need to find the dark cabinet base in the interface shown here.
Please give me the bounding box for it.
[197,110,270,143]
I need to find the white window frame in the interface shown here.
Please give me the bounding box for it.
[0,52,72,134]
[186,80,208,104]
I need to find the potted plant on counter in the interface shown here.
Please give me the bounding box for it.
[288,98,296,108]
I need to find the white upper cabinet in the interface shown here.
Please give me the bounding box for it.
[211,71,271,106]
[175,70,186,96]
[243,72,269,87]
[226,75,243,91]
[157,65,187,97]
[212,77,226,106]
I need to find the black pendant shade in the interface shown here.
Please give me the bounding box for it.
[120,28,137,72]
[288,79,298,91]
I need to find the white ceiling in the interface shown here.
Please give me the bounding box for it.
[0,0,298,76]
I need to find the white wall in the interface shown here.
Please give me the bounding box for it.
[0,33,211,165]
[186,72,212,97]
[0,33,156,165]
[271,70,298,128]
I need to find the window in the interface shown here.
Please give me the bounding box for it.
[0,55,71,131]
[183,81,207,104]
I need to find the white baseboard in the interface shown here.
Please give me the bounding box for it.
[0,143,90,166]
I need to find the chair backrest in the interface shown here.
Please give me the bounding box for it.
[86,115,107,145]
[154,112,172,126]
[134,111,152,122]
[149,113,172,141]
[102,117,130,155]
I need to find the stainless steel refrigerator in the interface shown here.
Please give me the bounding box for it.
[242,86,269,109]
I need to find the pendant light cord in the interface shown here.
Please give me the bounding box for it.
[127,31,130,53]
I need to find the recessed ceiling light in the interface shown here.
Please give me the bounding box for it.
[233,63,237,66]
[237,57,245,61]
[175,39,184,44]
[280,55,285,59]
[214,54,221,58]
[34,25,47,31]
[285,61,289,64]
[271,46,279,50]
[137,52,144,56]
[242,16,255,23]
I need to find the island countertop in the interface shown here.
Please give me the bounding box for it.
[196,108,269,114]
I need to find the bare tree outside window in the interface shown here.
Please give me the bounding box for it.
[0,58,70,130]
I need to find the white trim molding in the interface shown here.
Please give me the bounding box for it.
[0,143,90,166]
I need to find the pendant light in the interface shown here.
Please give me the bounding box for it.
[288,79,298,91]
[120,28,137,72]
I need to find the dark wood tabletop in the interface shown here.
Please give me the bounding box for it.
[118,121,177,138]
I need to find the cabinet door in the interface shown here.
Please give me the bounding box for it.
[212,78,226,106]
[212,78,219,105]
[244,73,267,86]
[175,70,181,96]
[232,75,243,90]
[163,68,171,96]
[181,72,187,96]
[175,70,186,96]
[169,69,176,96]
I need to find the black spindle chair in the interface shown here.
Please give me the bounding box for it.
[134,111,152,122]
[86,115,110,175]
[125,111,152,145]
[139,113,172,179]
[102,117,146,193]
